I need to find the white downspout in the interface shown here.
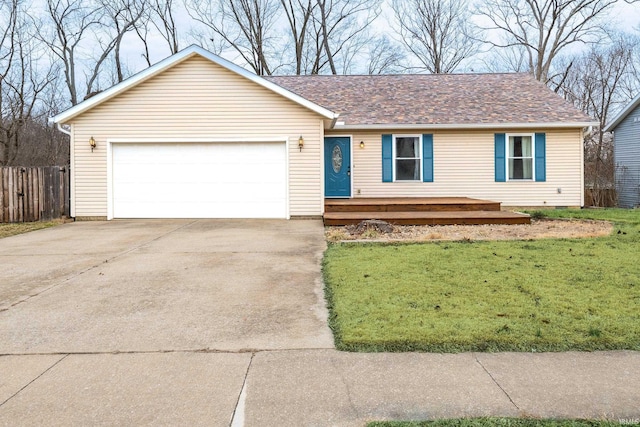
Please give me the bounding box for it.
[53,120,73,218]
[57,123,71,136]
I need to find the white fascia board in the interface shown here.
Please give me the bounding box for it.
[51,45,338,124]
[330,121,599,131]
[604,93,640,132]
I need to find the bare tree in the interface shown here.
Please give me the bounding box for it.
[39,0,103,105]
[482,44,530,74]
[39,0,149,104]
[391,0,479,73]
[9,116,70,166]
[1,1,60,165]
[133,10,153,68]
[151,0,180,55]
[365,36,405,75]
[0,0,18,82]
[136,0,180,67]
[100,0,147,83]
[476,0,630,84]
[186,0,281,75]
[559,34,639,206]
[0,0,20,165]
[335,27,377,74]
[280,0,314,74]
[308,0,381,74]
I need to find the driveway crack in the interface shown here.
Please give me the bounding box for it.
[230,352,254,427]
[0,354,69,408]
[330,354,360,420]
[474,353,520,411]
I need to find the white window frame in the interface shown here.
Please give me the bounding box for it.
[506,133,536,181]
[393,134,422,182]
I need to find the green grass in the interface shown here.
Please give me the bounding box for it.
[368,419,635,427]
[0,220,66,239]
[527,208,640,225]
[323,208,640,352]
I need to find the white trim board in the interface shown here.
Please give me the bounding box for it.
[331,122,598,131]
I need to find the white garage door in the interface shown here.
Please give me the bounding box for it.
[112,142,287,218]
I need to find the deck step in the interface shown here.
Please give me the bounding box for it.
[325,197,501,213]
[323,210,531,226]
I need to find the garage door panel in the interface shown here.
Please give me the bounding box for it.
[112,143,287,218]
[115,200,286,219]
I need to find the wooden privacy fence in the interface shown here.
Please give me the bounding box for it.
[0,166,70,223]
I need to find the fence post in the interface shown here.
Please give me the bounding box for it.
[0,168,3,223]
[38,167,45,220]
[32,168,39,221]
[58,167,65,217]
[1,168,8,222]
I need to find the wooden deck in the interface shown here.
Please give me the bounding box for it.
[324,197,530,226]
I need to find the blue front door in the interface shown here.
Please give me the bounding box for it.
[324,137,351,197]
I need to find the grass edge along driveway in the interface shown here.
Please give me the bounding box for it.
[323,209,640,353]
[0,219,66,239]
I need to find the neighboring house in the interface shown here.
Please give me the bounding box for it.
[604,95,640,208]
[50,45,596,220]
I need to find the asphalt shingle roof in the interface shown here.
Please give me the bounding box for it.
[264,73,593,126]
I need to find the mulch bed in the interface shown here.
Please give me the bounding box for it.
[325,218,614,242]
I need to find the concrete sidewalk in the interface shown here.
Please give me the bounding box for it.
[1,349,638,426]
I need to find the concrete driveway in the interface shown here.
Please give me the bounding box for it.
[0,219,333,353]
[0,219,338,426]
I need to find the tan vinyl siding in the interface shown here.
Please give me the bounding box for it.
[69,55,324,217]
[329,129,583,207]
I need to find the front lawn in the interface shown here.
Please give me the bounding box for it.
[368,419,632,427]
[323,209,640,352]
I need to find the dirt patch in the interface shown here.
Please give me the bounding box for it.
[325,218,614,242]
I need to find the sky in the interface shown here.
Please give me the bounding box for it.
[613,1,640,29]
[115,0,640,76]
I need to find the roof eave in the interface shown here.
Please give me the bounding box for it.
[604,93,640,132]
[51,45,338,125]
[330,121,599,130]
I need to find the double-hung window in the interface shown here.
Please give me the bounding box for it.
[382,134,433,183]
[495,132,545,182]
[507,134,534,180]
[394,135,421,181]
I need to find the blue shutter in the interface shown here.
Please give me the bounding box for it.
[535,133,546,182]
[422,134,433,182]
[382,134,392,182]
[495,133,506,182]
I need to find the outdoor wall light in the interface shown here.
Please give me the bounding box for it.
[89,136,97,152]
[360,140,365,149]
[298,135,304,151]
